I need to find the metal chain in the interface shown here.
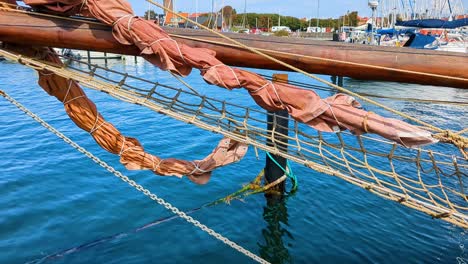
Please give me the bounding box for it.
[0,90,270,264]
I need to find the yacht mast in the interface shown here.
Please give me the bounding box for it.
[316,0,320,30]
[242,0,247,28]
[195,0,198,24]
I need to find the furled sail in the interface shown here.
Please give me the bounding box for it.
[6,44,247,184]
[20,0,437,148]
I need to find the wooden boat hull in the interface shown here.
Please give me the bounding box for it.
[0,9,467,88]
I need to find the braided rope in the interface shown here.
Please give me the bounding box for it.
[2,48,467,228]
[146,0,466,135]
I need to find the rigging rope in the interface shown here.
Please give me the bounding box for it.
[1,4,466,88]
[0,89,270,264]
[170,33,468,85]
[146,0,466,136]
[1,48,466,228]
[259,75,468,107]
[1,3,466,139]
[266,152,298,191]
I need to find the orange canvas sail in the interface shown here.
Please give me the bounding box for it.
[25,0,435,147]
[5,44,248,184]
[4,0,439,185]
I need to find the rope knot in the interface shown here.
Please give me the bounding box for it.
[433,130,467,159]
[362,111,374,133]
[112,14,137,31]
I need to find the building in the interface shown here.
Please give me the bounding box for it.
[164,12,189,26]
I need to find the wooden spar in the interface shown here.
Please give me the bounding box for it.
[0,9,467,88]
[264,74,289,195]
[166,28,468,89]
[0,10,140,55]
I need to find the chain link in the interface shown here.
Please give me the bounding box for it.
[0,90,270,264]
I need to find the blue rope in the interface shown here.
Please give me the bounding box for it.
[266,152,298,191]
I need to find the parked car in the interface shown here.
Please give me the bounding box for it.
[271,26,291,33]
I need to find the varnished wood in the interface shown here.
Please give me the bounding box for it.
[0,10,466,88]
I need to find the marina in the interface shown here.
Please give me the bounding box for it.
[1,10,466,88]
[0,0,467,263]
[1,57,466,264]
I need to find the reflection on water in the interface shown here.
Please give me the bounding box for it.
[1,57,467,264]
[259,195,294,264]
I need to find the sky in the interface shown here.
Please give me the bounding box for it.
[130,0,468,19]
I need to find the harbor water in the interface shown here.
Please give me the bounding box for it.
[0,58,466,264]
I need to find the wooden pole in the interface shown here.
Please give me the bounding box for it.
[104,52,108,64]
[265,73,289,195]
[338,76,344,87]
[1,10,467,88]
[86,50,91,68]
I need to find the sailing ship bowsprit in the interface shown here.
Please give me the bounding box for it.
[0,4,467,88]
[0,0,467,243]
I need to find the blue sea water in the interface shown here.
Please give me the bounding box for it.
[0,58,467,264]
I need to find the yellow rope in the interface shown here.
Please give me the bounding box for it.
[2,3,466,133]
[3,3,466,90]
[456,128,468,135]
[433,130,468,159]
[1,2,465,135]
[171,34,468,85]
[212,170,287,205]
[362,111,374,133]
[146,0,464,136]
[2,47,467,228]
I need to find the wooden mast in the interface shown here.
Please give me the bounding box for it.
[0,9,467,89]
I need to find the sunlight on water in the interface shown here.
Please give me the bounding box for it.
[0,57,466,264]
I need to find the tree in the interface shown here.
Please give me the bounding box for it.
[144,10,157,20]
[347,11,358,27]
[220,5,235,29]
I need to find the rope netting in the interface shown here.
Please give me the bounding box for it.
[1,48,466,228]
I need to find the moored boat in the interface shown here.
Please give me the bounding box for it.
[0,8,467,88]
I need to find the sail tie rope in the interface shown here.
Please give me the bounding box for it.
[112,14,133,27]
[206,64,241,89]
[362,111,375,133]
[323,100,344,132]
[63,95,86,105]
[148,38,187,65]
[250,81,285,108]
[270,82,285,108]
[149,155,164,172]
[63,79,73,102]
[62,79,86,105]
[119,136,126,156]
[251,82,270,93]
[188,161,208,175]
[79,0,87,13]
[146,0,466,138]
[89,114,107,134]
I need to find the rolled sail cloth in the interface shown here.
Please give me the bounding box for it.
[22,0,437,148]
[7,45,247,184]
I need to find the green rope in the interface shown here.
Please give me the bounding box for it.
[266,152,298,191]
[208,169,265,206]
[208,153,298,206]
